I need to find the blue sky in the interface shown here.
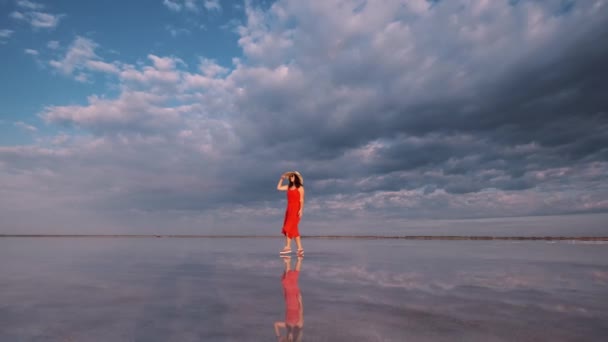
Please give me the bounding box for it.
[1,0,245,144]
[1,0,607,235]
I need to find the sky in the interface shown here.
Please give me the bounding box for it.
[0,0,607,235]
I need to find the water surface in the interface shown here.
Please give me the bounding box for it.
[1,238,607,341]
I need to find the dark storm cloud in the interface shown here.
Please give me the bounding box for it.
[228,0,608,200]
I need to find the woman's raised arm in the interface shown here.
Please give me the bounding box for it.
[277,174,288,191]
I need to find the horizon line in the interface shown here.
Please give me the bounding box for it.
[0,234,607,241]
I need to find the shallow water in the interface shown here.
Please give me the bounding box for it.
[1,237,607,341]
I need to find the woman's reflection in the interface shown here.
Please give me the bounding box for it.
[274,256,304,342]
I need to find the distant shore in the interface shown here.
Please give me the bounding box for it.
[1,234,607,241]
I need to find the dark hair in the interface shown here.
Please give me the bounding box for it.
[289,174,302,188]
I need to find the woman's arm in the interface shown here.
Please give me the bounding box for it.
[277,174,288,191]
[298,186,305,217]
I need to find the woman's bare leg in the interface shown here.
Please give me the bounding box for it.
[285,237,292,249]
[295,236,303,251]
[283,256,292,271]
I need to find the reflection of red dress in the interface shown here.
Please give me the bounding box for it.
[282,188,301,238]
[282,270,301,325]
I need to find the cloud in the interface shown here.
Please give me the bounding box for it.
[198,58,228,77]
[0,29,14,38]
[85,60,120,74]
[49,36,98,74]
[220,18,241,32]
[41,91,185,134]
[10,11,25,20]
[16,0,44,10]
[163,0,221,12]
[73,73,90,83]
[2,0,608,233]
[165,24,191,37]
[119,55,186,92]
[14,121,38,132]
[45,43,228,133]
[0,29,14,43]
[47,40,60,49]
[24,48,38,55]
[49,36,123,81]
[163,0,182,12]
[226,0,608,166]
[29,11,63,28]
[163,0,196,12]
[204,0,221,11]
[11,6,64,30]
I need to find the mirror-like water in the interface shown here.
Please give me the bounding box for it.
[1,238,607,341]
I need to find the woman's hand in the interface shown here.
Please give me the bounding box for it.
[277,174,289,191]
[298,210,302,217]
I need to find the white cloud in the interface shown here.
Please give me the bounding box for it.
[165,24,191,37]
[10,11,26,20]
[11,1,63,29]
[204,0,221,11]
[183,0,197,11]
[40,51,233,137]
[85,60,120,74]
[163,0,182,12]
[11,10,63,29]
[17,0,45,10]
[74,73,90,83]
[163,0,221,12]
[0,29,14,38]
[219,18,241,32]
[0,29,14,43]
[14,121,38,132]
[50,36,98,75]
[41,91,185,133]
[198,58,228,77]
[24,48,39,55]
[47,40,60,49]
[29,11,63,29]
[118,55,187,93]
[49,36,123,79]
[236,5,295,65]
[150,54,183,70]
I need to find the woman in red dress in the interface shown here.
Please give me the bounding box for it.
[277,171,305,256]
[274,256,304,341]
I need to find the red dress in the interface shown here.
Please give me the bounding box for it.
[282,270,301,325]
[282,188,301,238]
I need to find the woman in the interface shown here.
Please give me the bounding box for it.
[277,171,305,256]
[274,256,304,341]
